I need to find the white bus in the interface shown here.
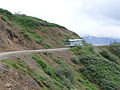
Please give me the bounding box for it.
[65,39,83,47]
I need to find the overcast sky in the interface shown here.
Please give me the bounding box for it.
[1,0,120,38]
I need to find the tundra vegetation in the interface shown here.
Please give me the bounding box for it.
[0,8,120,90]
[0,8,79,49]
[71,43,120,90]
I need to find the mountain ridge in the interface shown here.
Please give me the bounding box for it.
[0,8,80,51]
[83,35,120,45]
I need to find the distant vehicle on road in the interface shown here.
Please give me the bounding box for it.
[65,39,83,47]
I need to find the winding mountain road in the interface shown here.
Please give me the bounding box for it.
[0,48,69,59]
[0,44,107,59]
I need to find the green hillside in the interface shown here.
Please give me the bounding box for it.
[0,8,80,51]
[0,8,120,90]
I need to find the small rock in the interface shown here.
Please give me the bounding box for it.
[5,83,12,88]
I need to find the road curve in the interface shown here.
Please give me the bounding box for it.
[0,48,69,58]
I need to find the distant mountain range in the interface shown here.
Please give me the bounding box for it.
[83,36,120,45]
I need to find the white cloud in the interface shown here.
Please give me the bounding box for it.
[1,0,120,38]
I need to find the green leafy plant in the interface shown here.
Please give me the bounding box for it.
[32,53,58,80]
[71,56,79,64]
[54,65,74,89]
[14,14,65,28]
[109,42,120,57]
[0,59,64,90]
[99,48,119,63]
[0,8,13,17]
[79,53,120,90]
[0,59,30,74]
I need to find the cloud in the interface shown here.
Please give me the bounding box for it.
[82,0,120,22]
[71,0,120,38]
[1,0,120,38]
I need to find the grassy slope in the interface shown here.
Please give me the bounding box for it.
[71,44,120,90]
[0,50,100,90]
[1,53,97,90]
[0,9,98,90]
[1,8,120,90]
[0,8,80,51]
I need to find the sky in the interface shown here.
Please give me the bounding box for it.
[1,0,120,38]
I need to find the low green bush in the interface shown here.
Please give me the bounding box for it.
[72,32,80,37]
[1,15,13,25]
[20,28,41,40]
[109,42,120,57]
[32,54,74,89]
[0,8,13,17]
[54,65,74,89]
[39,26,48,32]
[14,14,65,28]
[79,53,120,90]
[0,59,30,74]
[52,57,65,65]
[64,34,70,39]
[31,70,65,90]
[71,45,96,56]
[0,59,63,90]
[0,8,14,25]
[99,48,119,63]
[20,27,51,48]
[32,54,58,80]
[14,14,43,28]
[36,39,51,48]
[71,56,79,64]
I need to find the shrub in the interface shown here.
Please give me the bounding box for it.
[52,57,65,65]
[109,42,120,57]
[99,49,119,63]
[14,14,42,28]
[54,65,74,89]
[1,59,63,90]
[1,15,13,25]
[64,34,70,39]
[79,53,120,90]
[20,28,40,40]
[32,54,58,80]
[14,14,65,28]
[1,59,30,74]
[20,27,51,48]
[71,56,79,64]
[0,8,14,25]
[0,8,13,17]
[71,44,96,56]
[39,26,48,32]
[32,54,75,89]
[72,32,80,37]
[53,57,74,89]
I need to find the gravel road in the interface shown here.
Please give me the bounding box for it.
[0,48,69,59]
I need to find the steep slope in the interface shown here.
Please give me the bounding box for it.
[0,8,80,51]
[0,50,99,90]
[0,8,98,90]
[71,44,120,90]
[1,8,120,90]
[1,44,120,90]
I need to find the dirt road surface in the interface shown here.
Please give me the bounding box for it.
[0,48,69,59]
